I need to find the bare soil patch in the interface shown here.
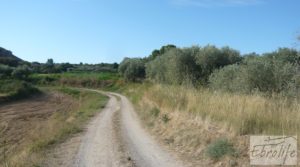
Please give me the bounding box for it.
[0,92,74,166]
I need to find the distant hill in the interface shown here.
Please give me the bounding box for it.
[0,47,23,67]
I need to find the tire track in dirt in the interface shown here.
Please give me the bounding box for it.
[53,90,187,167]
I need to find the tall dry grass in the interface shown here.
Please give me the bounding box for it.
[125,83,300,166]
[143,84,300,136]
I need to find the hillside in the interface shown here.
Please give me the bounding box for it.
[0,47,23,67]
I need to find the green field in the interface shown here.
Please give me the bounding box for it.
[29,72,124,90]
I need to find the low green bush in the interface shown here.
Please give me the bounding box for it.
[206,138,236,160]
[0,80,40,101]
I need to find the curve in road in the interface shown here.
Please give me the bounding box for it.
[73,90,188,167]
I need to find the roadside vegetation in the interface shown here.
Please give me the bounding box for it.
[1,47,118,167]
[0,87,108,167]
[120,45,299,96]
[29,72,123,90]
[1,42,300,166]
[119,44,300,165]
[0,62,40,103]
[0,47,121,101]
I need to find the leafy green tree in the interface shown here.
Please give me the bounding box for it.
[119,58,145,82]
[209,57,299,95]
[209,64,246,93]
[112,62,119,69]
[55,63,73,72]
[264,48,299,65]
[194,45,242,84]
[146,48,201,85]
[159,44,176,55]
[146,56,167,83]
[42,58,55,73]
[146,45,177,62]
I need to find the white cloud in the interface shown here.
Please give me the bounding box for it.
[172,0,266,7]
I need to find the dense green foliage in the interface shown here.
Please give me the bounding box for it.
[0,80,40,101]
[146,48,200,85]
[0,46,120,102]
[30,60,118,74]
[29,72,122,90]
[120,45,300,97]
[0,64,31,80]
[145,45,243,85]
[209,50,300,96]
[119,58,145,81]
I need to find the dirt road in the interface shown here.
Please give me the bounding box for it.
[71,91,187,167]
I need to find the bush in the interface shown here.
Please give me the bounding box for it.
[206,138,236,160]
[119,58,145,82]
[12,65,31,80]
[264,48,300,65]
[9,82,40,100]
[0,64,13,79]
[209,57,299,95]
[146,48,201,86]
[209,64,246,93]
[0,80,40,101]
[145,45,242,86]
[195,45,242,84]
[146,45,176,61]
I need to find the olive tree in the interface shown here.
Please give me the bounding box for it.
[119,58,145,82]
[209,57,299,94]
[146,48,201,86]
[195,45,242,84]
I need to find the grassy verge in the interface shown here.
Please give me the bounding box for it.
[123,83,300,166]
[0,87,108,167]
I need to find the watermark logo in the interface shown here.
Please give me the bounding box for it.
[250,136,297,165]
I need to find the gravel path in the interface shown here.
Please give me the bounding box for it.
[67,90,187,167]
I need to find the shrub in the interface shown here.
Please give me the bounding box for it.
[209,57,299,95]
[206,138,236,160]
[195,45,242,84]
[146,55,168,83]
[119,58,145,82]
[0,80,40,101]
[146,45,177,61]
[146,48,201,86]
[0,64,13,79]
[243,57,297,93]
[146,45,242,86]
[12,65,31,80]
[209,64,246,93]
[9,82,40,100]
[264,48,300,65]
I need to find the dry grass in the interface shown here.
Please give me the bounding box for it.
[0,87,108,167]
[124,83,300,166]
[145,84,300,136]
